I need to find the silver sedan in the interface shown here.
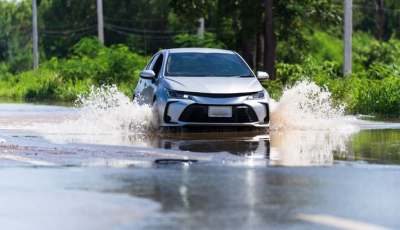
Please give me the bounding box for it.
[134,48,270,127]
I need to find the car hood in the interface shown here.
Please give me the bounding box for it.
[162,77,263,94]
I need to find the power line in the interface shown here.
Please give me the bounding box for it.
[105,23,196,34]
[1,24,97,33]
[332,2,400,13]
[104,26,175,41]
[36,20,97,29]
[105,18,169,23]
[39,25,97,34]
[3,23,197,38]
[41,28,97,38]
[353,4,400,13]
[105,26,174,39]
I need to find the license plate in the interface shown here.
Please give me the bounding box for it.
[208,106,232,117]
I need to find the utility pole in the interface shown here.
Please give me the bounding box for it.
[97,0,104,43]
[344,0,352,76]
[264,0,276,80]
[32,0,38,69]
[197,18,204,39]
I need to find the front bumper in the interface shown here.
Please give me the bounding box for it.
[158,95,270,127]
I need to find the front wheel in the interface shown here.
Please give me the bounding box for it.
[150,100,160,129]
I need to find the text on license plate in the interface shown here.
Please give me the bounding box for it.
[208,106,232,117]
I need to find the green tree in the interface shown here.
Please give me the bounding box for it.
[169,0,210,27]
[0,1,35,73]
[39,0,173,58]
[353,0,400,41]
[171,0,342,79]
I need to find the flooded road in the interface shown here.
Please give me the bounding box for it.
[1,102,400,230]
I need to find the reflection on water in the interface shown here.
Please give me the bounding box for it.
[269,130,355,166]
[39,128,400,166]
[2,102,400,166]
[40,129,364,167]
[111,156,400,230]
[344,129,400,165]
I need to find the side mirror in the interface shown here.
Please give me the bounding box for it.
[139,70,156,79]
[257,71,269,81]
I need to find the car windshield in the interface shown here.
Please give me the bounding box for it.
[165,52,253,77]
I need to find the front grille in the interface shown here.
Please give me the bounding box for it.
[179,104,258,123]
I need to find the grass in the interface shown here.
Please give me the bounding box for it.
[0,69,136,102]
[0,69,95,102]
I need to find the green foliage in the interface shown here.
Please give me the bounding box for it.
[173,32,226,49]
[273,0,343,63]
[43,37,147,87]
[0,69,91,101]
[306,30,343,69]
[170,0,211,27]
[0,1,35,73]
[261,78,284,100]
[170,0,342,67]
[353,32,400,71]
[1,0,400,118]
[353,0,400,41]
[348,129,400,165]
[347,64,400,116]
[307,30,400,73]
[39,0,172,57]
[0,37,147,101]
[264,58,400,117]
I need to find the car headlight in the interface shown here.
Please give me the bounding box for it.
[164,88,190,99]
[247,91,265,100]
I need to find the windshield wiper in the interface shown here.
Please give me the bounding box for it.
[238,75,254,78]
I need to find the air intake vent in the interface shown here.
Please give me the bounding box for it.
[179,104,258,123]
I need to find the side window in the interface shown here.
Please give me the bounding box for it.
[145,54,159,70]
[151,54,164,79]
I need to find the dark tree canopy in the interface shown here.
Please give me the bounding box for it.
[0,0,399,76]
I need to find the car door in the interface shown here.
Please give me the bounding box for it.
[141,53,164,105]
[135,54,159,104]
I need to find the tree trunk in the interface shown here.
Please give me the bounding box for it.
[241,37,255,69]
[264,0,276,79]
[256,34,264,72]
[375,0,386,40]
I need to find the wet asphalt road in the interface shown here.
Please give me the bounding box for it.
[1,157,399,230]
[1,103,400,230]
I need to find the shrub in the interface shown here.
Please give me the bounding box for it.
[307,30,400,73]
[173,32,227,49]
[264,58,400,117]
[43,37,148,87]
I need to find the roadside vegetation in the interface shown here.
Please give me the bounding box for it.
[0,38,148,101]
[1,32,400,117]
[0,0,399,117]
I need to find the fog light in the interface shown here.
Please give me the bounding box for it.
[164,142,171,149]
[165,115,171,123]
[264,104,270,124]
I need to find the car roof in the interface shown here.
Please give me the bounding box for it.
[167,48,235,54]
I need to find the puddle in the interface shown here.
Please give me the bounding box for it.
[2,84,400,230]
[1,83,400,166]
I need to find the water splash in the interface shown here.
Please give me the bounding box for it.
[270,81,356,131]
[76,85,158,133]
[34,85,158,136]
[33,81,357,139]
